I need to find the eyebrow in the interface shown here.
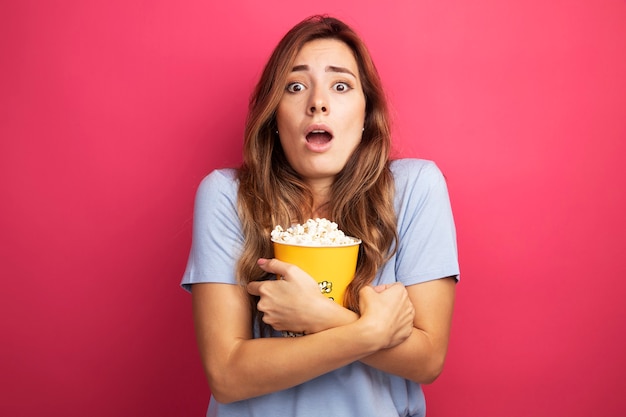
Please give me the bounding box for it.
[291,64,357,78]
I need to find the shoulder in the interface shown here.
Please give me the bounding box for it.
[390,158,452,217]
[196,168,238,198]
[390,158,446,190]
[198,168,238,190]
[192,168,239,215]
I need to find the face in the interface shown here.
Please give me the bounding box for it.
[276,38,366,189]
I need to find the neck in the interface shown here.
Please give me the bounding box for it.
[308,178,332,219]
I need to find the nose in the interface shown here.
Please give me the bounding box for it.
[307,86,329,115]
[309,104,327,113]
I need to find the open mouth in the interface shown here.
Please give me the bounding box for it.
[305,130,333,144]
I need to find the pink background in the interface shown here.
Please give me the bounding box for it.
[1,0,625,416]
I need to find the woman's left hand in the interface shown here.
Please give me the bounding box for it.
[247,258,348,335]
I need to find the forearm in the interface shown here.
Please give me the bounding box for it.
[359,328,446,383]
[197,279,422,403]
[193,283,383,404]
[206,319,381,403]
[311,307,446,383]
[362,278,456,382]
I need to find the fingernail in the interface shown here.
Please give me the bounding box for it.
[257,258,268,265]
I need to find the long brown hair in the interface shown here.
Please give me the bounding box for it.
[236,15,397,331]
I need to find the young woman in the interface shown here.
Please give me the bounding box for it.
[182,15,459,417]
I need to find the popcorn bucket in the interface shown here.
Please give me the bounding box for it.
[272,239,361,307]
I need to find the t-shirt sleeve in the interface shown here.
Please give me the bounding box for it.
[393,159,460,286]
[180,169,243,292]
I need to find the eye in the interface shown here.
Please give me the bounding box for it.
[286,82,305,93]
[333,82,352,92]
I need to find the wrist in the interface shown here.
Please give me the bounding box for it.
[354,311,394,351]
[306,298,359,334]
[347,316,387,354]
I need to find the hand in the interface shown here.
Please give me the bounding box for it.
[358,283,415,350]
[247,258,340,334]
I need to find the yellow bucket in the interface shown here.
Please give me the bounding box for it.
[272,239,361,306]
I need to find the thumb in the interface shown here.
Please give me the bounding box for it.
[372,284,387,293]
[358,284,377,301]
[247,281,263,296]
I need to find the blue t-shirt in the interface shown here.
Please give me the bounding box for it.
[181,158,460,417]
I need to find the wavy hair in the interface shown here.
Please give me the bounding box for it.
[236,15,398,331]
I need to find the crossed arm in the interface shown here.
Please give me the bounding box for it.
[192,258,456,404]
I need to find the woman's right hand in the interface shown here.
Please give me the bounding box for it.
[248,258,351,335]
[357,283,415,350]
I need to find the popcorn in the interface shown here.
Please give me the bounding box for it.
[271,218,359,246]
